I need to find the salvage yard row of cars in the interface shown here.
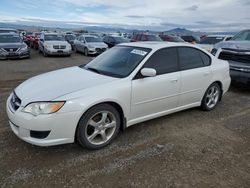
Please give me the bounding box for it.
[2,26,249,149]
[1,28,250,86]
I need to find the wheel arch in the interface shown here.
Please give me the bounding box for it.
[75,101,127,141]
[212,81,223,101]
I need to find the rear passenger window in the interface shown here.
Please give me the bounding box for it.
[144,48,178,75]
[199,51,211,66]
[178,47,208,70]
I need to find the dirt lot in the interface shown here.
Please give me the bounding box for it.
[0,49,250,188]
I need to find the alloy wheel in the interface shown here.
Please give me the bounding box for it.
[85,111,117,145]
[205,86,220,109]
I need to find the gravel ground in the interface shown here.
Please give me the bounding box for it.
[0,49,250,188]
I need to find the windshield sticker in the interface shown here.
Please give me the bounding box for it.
[131,49,148,56]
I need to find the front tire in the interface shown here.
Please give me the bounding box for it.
[200,83,221,111]
[76,104,120,150]
[84,47,89,56]
[43,48,48,57]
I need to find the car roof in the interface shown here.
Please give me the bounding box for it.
[82,35,99,37]
[43,33,61,35]
[119,41,193,50]
[0,28,17,31]
[0,32,19,36]
[206,35,232,37]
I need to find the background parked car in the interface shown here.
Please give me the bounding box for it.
[212,29,250,86]
[23,32,33,47]
[29,32,41,50]
[74,35,108,56]
[130,34,162,42]
[197,35,232,52]
[0,33,30,59]
[181,35,200,44]
[0,28,18,34]
[39,32,72,57]
[103,36,129,48]
[64,34,76,50]
[159,34,185,42]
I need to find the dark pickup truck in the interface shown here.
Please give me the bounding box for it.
[212,30,250,86]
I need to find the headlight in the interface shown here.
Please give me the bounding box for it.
[20,46,28,52]
[211,48,217,56]
[88,45,95,49]
[22,102,65,116]
[67,44,72,49]
[44,44,51,49]
[0,48,5,54]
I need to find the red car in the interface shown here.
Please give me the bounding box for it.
[29,32,41,50]
[131,34,162,42]
[23,32,33,46]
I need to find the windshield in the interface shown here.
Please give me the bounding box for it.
[0,34,22,43]
[26,32,33,36]
[83,46,151,78]
[231,30,250,41]
[85,36,102,42]
[65,35,76,40]
[113,37,129,43]
[160,35,184,42]
[200,36,224,44]
[147,35,162,41]
[44,35,65,41]
[172,36,185,42]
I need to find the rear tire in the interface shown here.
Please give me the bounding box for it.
[200,83,221,111]
[76,104,120,150]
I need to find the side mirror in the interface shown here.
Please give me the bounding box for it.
[40,39,44,42]
[140,68,156,77]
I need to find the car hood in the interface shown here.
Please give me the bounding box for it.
[0,43,26,48]
[197,44,213,51]
[87,42,108,48]
[15,66,118,106]
[44,41,69,45]
[214,41,250,51]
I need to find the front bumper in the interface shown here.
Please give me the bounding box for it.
[6,95,80,146]
[230,68,250,85]
[44,48,72,56]
[0,51,30,60]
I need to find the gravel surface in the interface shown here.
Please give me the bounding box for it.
[0,50,250,188]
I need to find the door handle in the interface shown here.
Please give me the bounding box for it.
[170,79,178,83]
[203,72,210,76]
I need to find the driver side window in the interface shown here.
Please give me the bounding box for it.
[143,48,179,75]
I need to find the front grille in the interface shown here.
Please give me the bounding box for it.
[3,48,19,52]
[96,48,106,53]
[10,92,21,111]
[218,51,250,64]
[53,45,66,49]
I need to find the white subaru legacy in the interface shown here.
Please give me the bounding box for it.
[6,42,231,149]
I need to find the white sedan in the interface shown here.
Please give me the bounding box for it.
[6,42,231,149]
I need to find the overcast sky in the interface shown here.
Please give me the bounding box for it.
[0,0,250,31]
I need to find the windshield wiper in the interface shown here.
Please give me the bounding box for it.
[85,67,102,74]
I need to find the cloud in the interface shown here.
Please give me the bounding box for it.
[0,0,250,32]
[184,5,199,11]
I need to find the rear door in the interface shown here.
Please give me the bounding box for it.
[177,47,212,107]
[131,48,181,120]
